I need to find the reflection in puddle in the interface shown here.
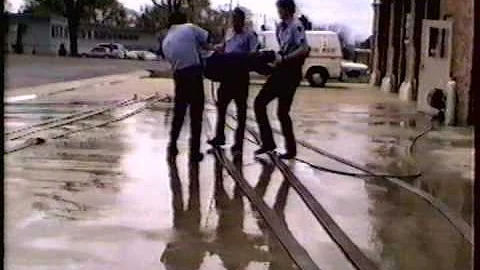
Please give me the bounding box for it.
[4,99,472,269]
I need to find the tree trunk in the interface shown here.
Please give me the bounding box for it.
[64,0,80,57]
[15,23,26,54]
[68,19,79,56]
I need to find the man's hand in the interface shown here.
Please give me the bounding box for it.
[270,52,284,68]
[213,43,225,53]
[271,58,283,68]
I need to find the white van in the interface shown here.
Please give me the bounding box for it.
[258,30,343,87]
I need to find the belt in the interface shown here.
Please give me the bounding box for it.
[174,65,203,77]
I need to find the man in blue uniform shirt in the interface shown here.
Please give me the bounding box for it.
[208,8,258,154]
[162,11,214,162]
[162,11,277,162]
[254,0,310,159]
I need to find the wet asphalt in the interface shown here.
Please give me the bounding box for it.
[3,79,473,270]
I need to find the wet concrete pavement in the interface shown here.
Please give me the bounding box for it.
[4,77,473,270]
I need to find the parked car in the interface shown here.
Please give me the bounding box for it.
[258,30,343,87]
[81,46,111,58]
[341,61,369,79]
[96,43,127,59]
[126,50,141,60]
[126,50,158,61]
[139,51,158,61]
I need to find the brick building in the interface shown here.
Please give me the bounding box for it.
[369,0,475,125]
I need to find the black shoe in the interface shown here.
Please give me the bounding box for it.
[231,143,243,153]
[207,137,225,146]
[190,152,204,163]
[167,145,178,158]
[279,152,296,160]
[254,146,275,156]
[254,156,270,165]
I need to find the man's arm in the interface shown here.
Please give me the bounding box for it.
[248,32,259,52]
[282,23,310,62]
[283,43,310,62]
[191,24,217,51]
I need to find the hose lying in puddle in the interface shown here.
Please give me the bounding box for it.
[6,94,174,140]
[5,97,136,137]
[204,113,322,270]
[209,82,471,243]
[207,99,422,179]
[4,95,165,154]
[211,100,472,245]
[51,97,163,139]
[215,113,379,270]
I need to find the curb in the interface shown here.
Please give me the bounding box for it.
[5,70,150,103]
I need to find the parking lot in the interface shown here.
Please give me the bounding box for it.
[4,68,473,269]
[5,54,170,90]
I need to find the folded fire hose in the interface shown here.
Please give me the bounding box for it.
[203,50,277,82]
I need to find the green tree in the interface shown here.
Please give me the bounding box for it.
[22,0,127,56]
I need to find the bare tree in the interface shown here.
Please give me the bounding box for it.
[152,0,182,13]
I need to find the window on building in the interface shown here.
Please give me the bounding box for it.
[428,27,448,59]
[51,25,66,39]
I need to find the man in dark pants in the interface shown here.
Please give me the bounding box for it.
[162,12,215,162]
[254,0,310,159]
[207,8,258,154]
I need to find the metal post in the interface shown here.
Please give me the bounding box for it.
[381,0,396,92]
[399,0,416,101]
[369,0,382,86]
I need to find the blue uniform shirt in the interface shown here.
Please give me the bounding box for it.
[276,18,308,56]
[224,28,258,53]
[162,23,209,71]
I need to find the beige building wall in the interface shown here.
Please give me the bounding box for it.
[372,0,474,125]
[441,0,474,125]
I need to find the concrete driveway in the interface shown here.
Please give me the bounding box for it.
[3,76,473,270]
